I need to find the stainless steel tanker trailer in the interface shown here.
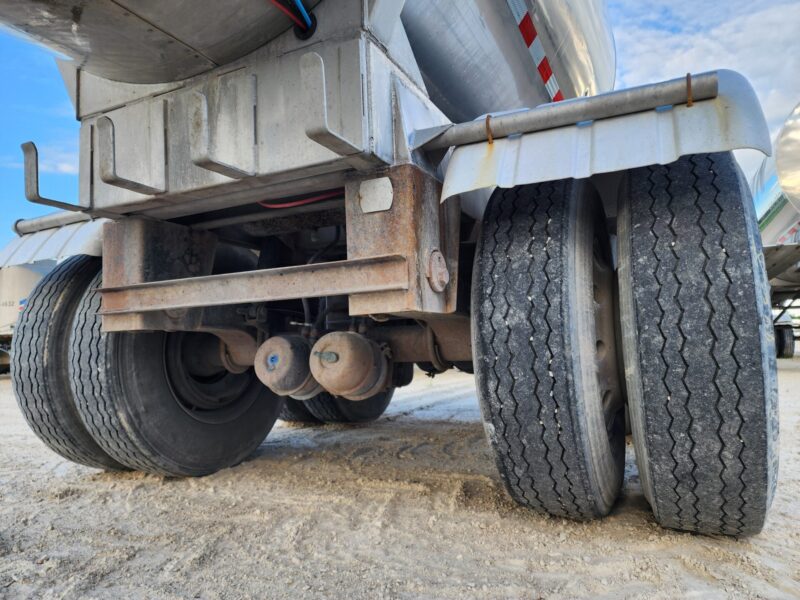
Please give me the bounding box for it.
[0,217,105,372]
[0,0,779,536]
[0,263,51,373]
[753,101,800,359]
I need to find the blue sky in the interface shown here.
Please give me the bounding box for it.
[0,1,799,248]
[0,31,78,247]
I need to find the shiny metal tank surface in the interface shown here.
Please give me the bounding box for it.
[401,0,616,122]
[0,0,321,83]
[776,102,800,213]
[753,155,800,246]
[753,101,800,246]
[0,0,614,122]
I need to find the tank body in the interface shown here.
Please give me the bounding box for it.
[0,0,615,121]
[0,0,322,84]
[0,262,54,337]
[753,101,800,247]
[752,155,800,246]
[402,0,616,122]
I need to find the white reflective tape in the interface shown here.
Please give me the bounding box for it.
[506,0,528,23]
[545,77,561,99]
[505,0,563,102]
[529,38,546,66]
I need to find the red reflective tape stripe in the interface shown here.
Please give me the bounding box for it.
[537,57,553,83]
[506,1,564,103]
[518,13,537,47]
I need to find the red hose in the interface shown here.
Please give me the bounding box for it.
[267,0,306,29]
[259,189,344,209]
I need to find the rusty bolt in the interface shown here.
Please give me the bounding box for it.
[426,249,450,293]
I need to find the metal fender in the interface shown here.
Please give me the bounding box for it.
[430,70,771,204]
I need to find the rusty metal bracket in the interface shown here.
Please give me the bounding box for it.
[97,116,167,195]
[99,255,409,315]
[485,115,494,145]
[21,142,85,212]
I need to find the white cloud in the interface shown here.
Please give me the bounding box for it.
[37,147,79,175]
[0,143,78,175]
[609,0,800,178]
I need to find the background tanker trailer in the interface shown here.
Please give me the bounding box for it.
[0,216,105,372]
[0,0,779,536]
[0,263,53,373]
[753,101,800,359]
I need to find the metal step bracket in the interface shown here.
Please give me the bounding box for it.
[97,110,167,196]
[300,52,363,157]
[189,71,257,179]
[21,142,85,212]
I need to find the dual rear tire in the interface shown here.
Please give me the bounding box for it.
[473,179,625,519]
[11,256,124,470]
[618,153,777,536]
[13,263,281,477]
[474,153,778,535]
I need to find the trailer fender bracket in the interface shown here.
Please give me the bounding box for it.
[437,70,771,202]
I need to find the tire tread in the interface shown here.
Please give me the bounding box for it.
[12,256,123,470]
[474,181,622,520]
[623,153,778,536]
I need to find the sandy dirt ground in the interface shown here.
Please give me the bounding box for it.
[1,361,799,600]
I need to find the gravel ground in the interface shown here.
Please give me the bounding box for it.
[0,361,798,599]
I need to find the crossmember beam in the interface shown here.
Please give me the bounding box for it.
[100,255,409,315]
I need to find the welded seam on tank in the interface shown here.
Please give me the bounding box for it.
[109,1,220,66]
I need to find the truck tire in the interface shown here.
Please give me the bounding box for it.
[279,398,321,423]
[775,326,795,359]
[305,389,394,423]
[11,256,124,470]
[70,272,282,477]
[472,180,626,520]
[618,153,779,536]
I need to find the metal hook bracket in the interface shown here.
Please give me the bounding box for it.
[190,89,255,179]
[21,142,84,212]
[97,116,166,196]
[300,52,363,157]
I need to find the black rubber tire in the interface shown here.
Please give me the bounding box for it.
[11,256,124,470]
[775,326,795,359]
[618,153,779,536]
[279,398,321,423]
[70,272,282,477]
[472,180,626,520]
[305,389,394,424]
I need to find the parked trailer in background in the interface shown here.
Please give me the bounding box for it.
[752,100,800,359]
[0,263,51,372]
[0,0,779,536]
[0,216,105,372]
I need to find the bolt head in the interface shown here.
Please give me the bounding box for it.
[426,249,450,293]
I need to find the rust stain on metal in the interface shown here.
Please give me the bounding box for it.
[99,255,410,315]
[686,73,694,108]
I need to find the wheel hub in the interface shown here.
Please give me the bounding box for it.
[164,332,254,416]
[592,233,625,442]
